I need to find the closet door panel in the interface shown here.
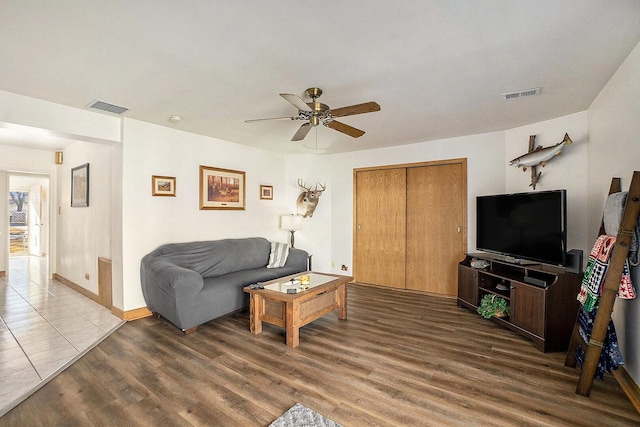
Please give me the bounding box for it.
[406,163,466,296]
[355,168,406,288]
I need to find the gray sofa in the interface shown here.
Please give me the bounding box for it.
[140,237,308,333]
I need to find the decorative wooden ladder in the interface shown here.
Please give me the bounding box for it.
[564,171,640,399]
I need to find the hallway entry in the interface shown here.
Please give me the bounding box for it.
[8,174,50,260]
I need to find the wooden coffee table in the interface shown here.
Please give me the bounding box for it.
[243,272,351,348]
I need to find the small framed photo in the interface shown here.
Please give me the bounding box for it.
[152,175,176,197]
[71,163,89,207]
[260,185,273,200]
[199,165,246,210]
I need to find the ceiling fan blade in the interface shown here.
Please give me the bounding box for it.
[291,123,312,141]
[326,120,365,138]
[280,93,311,111]
[245,116,298,123]
[330,101,380,118]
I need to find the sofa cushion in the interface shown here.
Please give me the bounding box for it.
[152,237,271,278]
[267,241,290,268]
[203,265,304,292]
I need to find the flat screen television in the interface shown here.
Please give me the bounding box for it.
[476,189,567,266]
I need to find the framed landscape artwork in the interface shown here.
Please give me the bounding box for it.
[71,163,89,207]
[152,175,176,196]
[260,185,273,200]
[199,165,246,210]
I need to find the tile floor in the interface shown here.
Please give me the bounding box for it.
[0,256,125,416]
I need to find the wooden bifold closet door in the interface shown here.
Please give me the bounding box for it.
[354,160,466,296]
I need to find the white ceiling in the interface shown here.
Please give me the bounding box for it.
[1,1,639,154]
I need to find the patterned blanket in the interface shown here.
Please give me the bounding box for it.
[577,235,635,311]
[574,308,623,380]
[574,235,636,380]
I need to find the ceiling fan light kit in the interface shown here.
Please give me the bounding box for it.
[245,87,380,142]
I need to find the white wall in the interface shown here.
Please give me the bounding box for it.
[0,90,120,144]
[56,140,113,295]
[286,112,591,280]
[287,131,507,275]
[111,142,124,311]
[588,41,640,384]
[119,119,291,310]
[504,111,590,255]
[283,155,334,273]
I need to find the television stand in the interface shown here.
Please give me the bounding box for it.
[458,253,582,352]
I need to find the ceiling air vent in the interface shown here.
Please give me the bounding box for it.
[86,100,129,115]
[502,87,541,100]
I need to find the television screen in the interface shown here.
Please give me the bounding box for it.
[476,190,567,266]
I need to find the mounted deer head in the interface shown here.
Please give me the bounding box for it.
[296,179,326,218]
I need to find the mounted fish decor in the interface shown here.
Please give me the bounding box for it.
[509,133,573,189]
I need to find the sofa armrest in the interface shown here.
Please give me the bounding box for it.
[285,247,310,271]
[141,258,204,297]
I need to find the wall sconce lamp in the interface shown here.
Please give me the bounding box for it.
[55,151,64,165]
[280,214,304,247]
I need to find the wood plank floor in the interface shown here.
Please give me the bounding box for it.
[3,284,638,426]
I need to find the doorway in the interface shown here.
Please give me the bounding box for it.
[8,174,50,263]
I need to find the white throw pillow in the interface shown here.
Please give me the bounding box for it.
[267,241,290,268]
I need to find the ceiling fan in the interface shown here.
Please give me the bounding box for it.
[245,87,380,141]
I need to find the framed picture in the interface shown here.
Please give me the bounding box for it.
[260,185,273,200]
[71,163,89,207]
[152,175,176,197]
[199,165,246,210]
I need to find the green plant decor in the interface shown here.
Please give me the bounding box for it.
[477,294,511,319]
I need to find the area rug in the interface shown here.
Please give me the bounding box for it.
[269,403,343,427]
